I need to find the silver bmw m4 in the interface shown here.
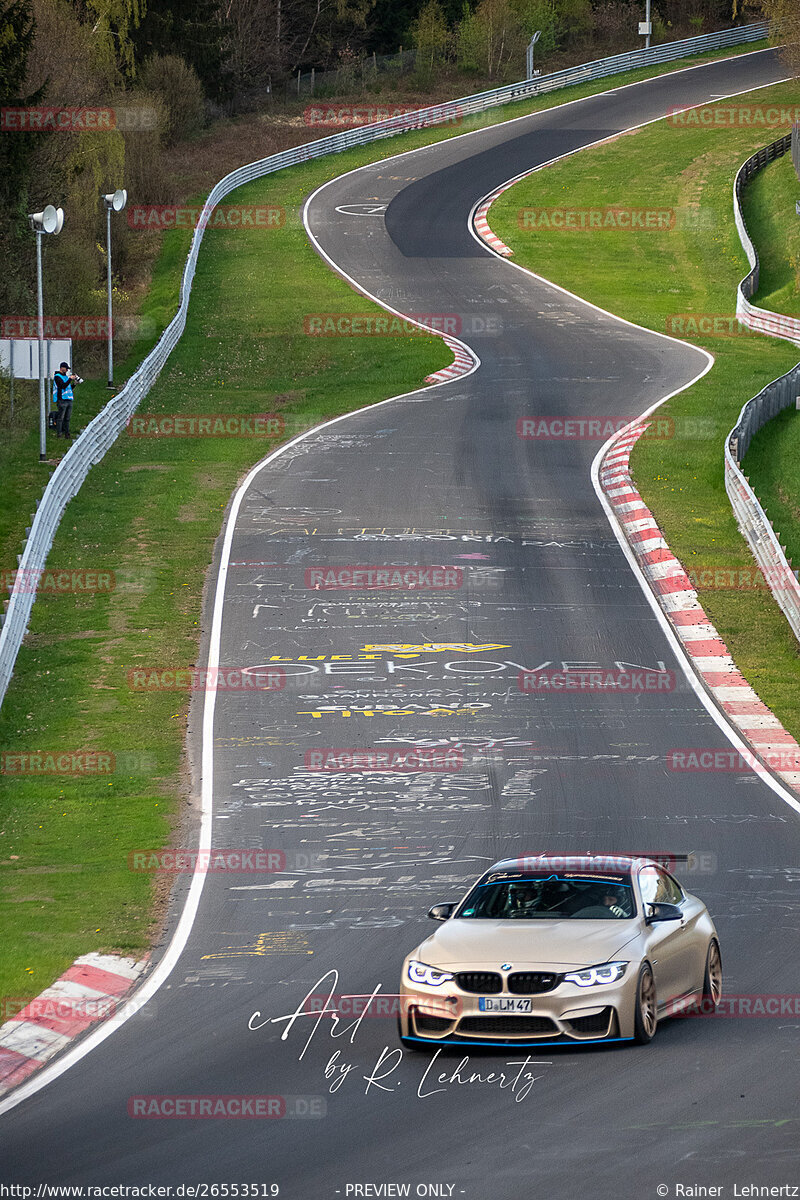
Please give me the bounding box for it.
[398,854,722,1048]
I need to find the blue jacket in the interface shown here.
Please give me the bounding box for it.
[53,371,74,404]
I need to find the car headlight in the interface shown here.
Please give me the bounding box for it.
[563,961,628,987]
[407,959,454,987]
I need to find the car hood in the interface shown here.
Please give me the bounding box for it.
[414,919,640,969]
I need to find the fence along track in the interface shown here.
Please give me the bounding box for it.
[726,133,800,643]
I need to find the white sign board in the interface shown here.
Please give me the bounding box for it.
[638,21,652,34]
[0,338,73,380]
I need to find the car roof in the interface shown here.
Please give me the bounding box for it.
[487,854,657,874]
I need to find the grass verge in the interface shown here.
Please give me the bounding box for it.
[490,79,800,732]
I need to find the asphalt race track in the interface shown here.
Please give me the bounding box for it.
[3,48,800,1199]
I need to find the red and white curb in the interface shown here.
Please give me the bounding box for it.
[0,952,148,1095]
[473,186,515,257]
[600,422,800,796]
[425,335,477,383]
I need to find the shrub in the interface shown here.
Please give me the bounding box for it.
[121,90,171,206]
[138,54,205,145]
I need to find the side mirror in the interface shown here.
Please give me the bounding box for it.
[646,902,683,924]
[428,903,455,921]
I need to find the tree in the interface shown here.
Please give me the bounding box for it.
[1,0,41,195]
[131,0,228,99]
[80,0,146,78]
[757,0,800,76]
[0,0,43,313]
[457,0,525,77]
[410,0,450,72]
[138,53,205,143]
[511,0,590,54]
[218,0,375,97]
[21,0,125,319]
[510,0,558,54]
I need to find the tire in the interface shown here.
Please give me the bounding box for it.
[701,939,723,1013]
[633,963,658,1044]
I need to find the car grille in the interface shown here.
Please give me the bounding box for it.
[413,1013,452,1033]
[565,1008,613,1036]
[507,971,559,994]
[457,1016,558,1036]
[455,971,503,994]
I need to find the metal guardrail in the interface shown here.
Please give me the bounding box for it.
[726,138,800,643]
[0,20,771,708]
[734,133,800,344]
[724,381,800,642]
[792,123,800,180]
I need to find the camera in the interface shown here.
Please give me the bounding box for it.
[71,374,84,384]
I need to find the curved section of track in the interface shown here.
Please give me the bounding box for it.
[2,50,799,1199]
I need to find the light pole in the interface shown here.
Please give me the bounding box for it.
[526,31,541,81]
[102,189,127,389]
[639,0,652,49]
[28,204,64,462]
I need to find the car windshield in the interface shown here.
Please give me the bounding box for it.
[455,872,635,920]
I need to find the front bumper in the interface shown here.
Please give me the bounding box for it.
[399,974,635,1045]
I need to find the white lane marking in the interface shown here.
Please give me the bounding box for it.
[0,50,784,1118]
[229,881,299,890]
[335,203,389,215]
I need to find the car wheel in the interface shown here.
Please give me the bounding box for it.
[633,963,657,1044]
[701,939,722,1012]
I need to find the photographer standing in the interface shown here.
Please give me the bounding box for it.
[52,361,81,440]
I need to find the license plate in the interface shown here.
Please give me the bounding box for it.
[478,997,532,1013]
